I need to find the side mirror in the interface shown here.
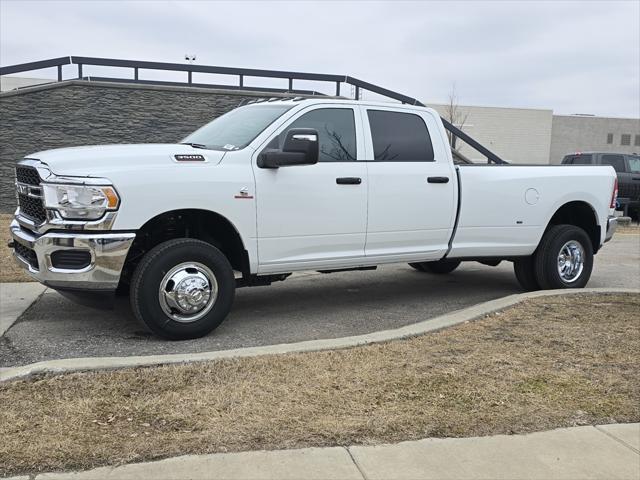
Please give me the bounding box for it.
[258,128,319,168]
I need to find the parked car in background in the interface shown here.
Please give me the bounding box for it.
[562,152,640,217]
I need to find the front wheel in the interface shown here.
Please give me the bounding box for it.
[130,238,235,340]
[409,259,461,274]
[534,225,593,289]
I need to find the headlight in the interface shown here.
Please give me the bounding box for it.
[42,184,120,220]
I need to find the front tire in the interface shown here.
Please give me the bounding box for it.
[533,225,593,289]
[130,238,235,340]
[409,259,461,274]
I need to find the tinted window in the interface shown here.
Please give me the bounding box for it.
[274,108,357,162]
[626,155,640,173]
[601,154,625,172]
[563,154,592,165]
[367,110,434,162]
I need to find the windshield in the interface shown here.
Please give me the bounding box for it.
[182,104,293,151]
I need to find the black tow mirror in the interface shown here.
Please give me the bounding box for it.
[258,128,319,168]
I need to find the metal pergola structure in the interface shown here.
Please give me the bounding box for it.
[1,56,507,164]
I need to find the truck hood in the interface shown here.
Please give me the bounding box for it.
[27,144,227,178]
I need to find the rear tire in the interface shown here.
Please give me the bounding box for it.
[533,225,593,290]
[513,257,540,291]
[130,238,235,340]
[409,259,461,274]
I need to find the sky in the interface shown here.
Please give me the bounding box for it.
[1,0,639,117]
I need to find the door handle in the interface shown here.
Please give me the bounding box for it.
[427,176,450,184]
[336,177,362,185]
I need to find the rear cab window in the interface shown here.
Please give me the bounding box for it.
[562,154,593,165]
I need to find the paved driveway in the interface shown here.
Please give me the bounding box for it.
[1,234,638,368]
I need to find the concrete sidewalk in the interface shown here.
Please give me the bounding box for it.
[8,423,638,480]
[0,282,46,337]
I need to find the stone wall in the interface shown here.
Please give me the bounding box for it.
[0,81,295,212]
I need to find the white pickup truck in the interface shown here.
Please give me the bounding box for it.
[10,98,618,339]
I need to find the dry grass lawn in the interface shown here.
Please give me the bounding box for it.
[0,213,32,283]
[1,293,638,477]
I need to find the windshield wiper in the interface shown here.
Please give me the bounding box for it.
[180,142,208,149]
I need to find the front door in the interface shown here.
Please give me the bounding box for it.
[362,107,457,260]
[253,105,367,273]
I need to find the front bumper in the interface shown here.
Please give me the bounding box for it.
[604,215,617,243]
[10,219,135,291]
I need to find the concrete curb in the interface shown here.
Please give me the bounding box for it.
[1,287,638,383]
[0,283,47,337]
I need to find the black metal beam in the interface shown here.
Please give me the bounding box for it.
[439,117,507,164]
[70,56,345,83]
[0,56,71,75]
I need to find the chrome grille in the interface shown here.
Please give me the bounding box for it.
[15,164,47,224]
[17,193,47,223]
[14,242,39,270]
[15,165,41,186]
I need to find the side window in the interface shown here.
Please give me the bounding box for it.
[367,110,435,162]
[601,154,625,173]
[273,108,357,162]
[627,156,640,173]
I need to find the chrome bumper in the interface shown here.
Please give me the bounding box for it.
[604,215,617,243]
[10,219,135,291]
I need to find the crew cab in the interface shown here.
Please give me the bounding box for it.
[9,99,618,339]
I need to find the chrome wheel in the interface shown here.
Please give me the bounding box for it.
[158,262,218,323]
[556,240,584,283]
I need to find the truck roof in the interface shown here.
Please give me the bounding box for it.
[242,96,437,113]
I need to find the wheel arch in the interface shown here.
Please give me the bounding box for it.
[119,208,250,289]
[544,201,601,253]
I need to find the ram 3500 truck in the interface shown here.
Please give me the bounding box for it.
[10,99,618,339]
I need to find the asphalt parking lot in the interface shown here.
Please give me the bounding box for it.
[1,234,638,368]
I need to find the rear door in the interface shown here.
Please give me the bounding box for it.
[362,106,457,260]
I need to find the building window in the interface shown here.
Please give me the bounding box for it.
[621,134,631,146]
[607,133,613,144]
[635,134,640,147]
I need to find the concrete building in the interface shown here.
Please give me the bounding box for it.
[429,104,553,164]
[429,103,639,164]
[549,115,640,164]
